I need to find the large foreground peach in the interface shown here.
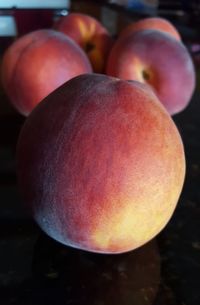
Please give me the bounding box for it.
[1,29,92,116]
[54,12,113,73]
[106,30,195,115]
[120,17,181,41]
[17,74,185,254]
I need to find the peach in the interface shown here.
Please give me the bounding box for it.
[119,17,181,41]
[17,73,185,254]
[106,29,196,115]
[1,29,92,116]
[54,12,113,73]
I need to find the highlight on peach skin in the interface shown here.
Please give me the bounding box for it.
[106,29,196,115]
[54,12,113,73]
[1,29,92,116]
[17,73,186,254]
[119,17,181,41]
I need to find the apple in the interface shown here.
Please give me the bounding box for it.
[1,29,92,116]
[17,73,185,254]
[106,29,195,115]
[54,12,113,73]
[119,17,181,41]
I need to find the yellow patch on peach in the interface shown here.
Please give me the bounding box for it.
[132,58,157,88]
[77,18,96,44]
[88,48,104,72]
[88,21,96,38]
[91,183,180,253]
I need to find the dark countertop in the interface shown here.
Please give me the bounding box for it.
[0,5,200,304]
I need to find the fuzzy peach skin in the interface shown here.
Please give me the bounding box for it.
[54,12,113,73]
[17,73,185,254]
[1,29,92,116]
[106,29,195,115]
[119,17,181,41]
